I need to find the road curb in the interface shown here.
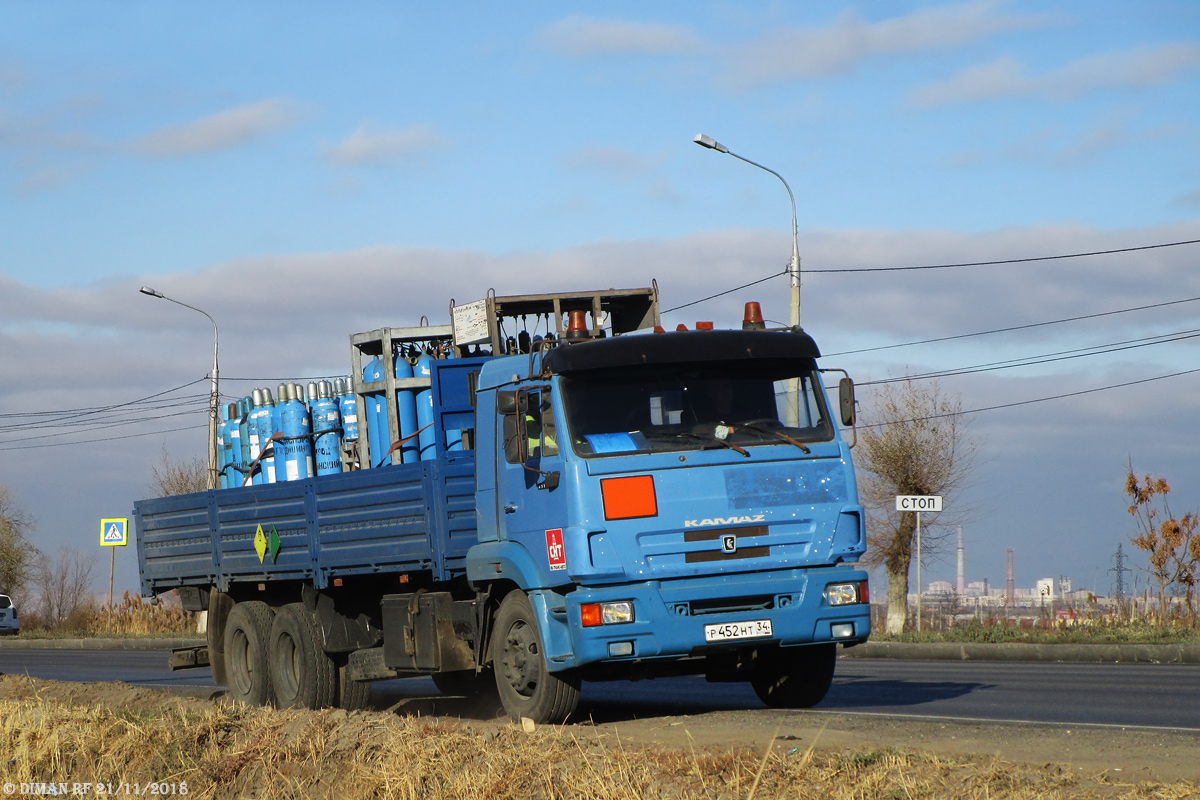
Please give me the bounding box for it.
[841,641,1200,664]
[0,638,203,650]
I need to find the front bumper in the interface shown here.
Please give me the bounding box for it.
[545,565,870,671]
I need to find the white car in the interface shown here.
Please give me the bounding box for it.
[0,594,18,636]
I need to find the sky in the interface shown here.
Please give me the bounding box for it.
[2,1,1199,605]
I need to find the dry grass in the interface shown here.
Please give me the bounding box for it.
[0,677,1195,800]
[101,591,197,636]
[17,591,198,638]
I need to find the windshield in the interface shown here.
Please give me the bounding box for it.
[561,363,833,457]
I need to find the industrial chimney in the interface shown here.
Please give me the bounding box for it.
[956,526,966,596]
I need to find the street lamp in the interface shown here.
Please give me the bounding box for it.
[694,133,802,425]
[693,133,801,329]
[139,286,220,490]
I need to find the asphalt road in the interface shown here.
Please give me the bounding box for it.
[2,647,1198,732]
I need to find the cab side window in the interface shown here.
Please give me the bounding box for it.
[525,390,558,459]
[501,388,557,463]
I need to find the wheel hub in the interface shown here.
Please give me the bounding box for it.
[502,620,541,697]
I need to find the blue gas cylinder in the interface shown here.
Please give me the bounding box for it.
[217,404,237,489]
[312,381,342,476]
[362,357,387,469]
[249,388,278,484]
[237,396,253,483]
[413,352,436,460]
[394,352,418,464]
[278,383,314,481]
[335,377,359,442]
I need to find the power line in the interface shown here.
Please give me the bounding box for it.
[860,328,1200,386]
[857,366,1200,429]
[808,237,1200,274]
[826,294,1200,357]
[663,269,787,314]
[660,236,1200,315]
[0,377,207,429]
[0,423,205,452]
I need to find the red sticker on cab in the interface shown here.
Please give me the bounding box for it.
[546,528,566,571]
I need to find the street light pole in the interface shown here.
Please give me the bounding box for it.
[693,133,800,330]
[694,133,801,424]
[139,286,220,490]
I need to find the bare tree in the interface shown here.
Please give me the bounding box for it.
[149,445,208,497]
[34,546,97,627]
[856,379,978,635]
[0,486,38,603]
[1125,463,1199,622]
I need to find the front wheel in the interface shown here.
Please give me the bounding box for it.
[492,591,580,724]
[750,643,837,708]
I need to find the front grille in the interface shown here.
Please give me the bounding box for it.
[685,594,775,616]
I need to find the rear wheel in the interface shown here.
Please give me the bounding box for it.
[269,603,336,709]
[207,589,234,686]
[750,643,837,708]
[335,656,371,710]
[224,601,275,706]
[492,591,580,723]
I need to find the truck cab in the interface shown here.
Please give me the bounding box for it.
[469,323,869,720]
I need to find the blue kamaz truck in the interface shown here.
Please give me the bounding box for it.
[135,287,869,723]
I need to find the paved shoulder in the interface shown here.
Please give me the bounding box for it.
[842,640,1200,664]
[0,637,204,650]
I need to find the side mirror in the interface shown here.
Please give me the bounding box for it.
[497,390,517,415]
[838,378,856,427]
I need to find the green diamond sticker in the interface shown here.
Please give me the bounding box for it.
[254,524,267,563]
[268,524,281,563]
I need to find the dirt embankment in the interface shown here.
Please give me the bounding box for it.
[0,675,1196,799]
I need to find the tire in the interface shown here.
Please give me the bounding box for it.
[269,603,337,709]
[207,589,234,686]
[335,656,371,711]
[492,591,580,723]
[224,601,275,706]
[432,667,496,697]
[750,643,837,709]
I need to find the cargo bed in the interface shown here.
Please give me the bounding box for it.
[135,452,477,594]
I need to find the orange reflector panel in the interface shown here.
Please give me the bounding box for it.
[581,604,602,627]
[601,475,658,520]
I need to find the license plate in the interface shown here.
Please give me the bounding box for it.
[703,619,773,642]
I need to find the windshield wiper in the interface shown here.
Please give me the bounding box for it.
[732,422,810,454]
[674,429,750,457]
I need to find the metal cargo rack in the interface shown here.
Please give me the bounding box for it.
[349,324,453,470]
[449,286,660,356]
[349,286,660,470]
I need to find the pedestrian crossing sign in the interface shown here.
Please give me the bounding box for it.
[101,518,128,547]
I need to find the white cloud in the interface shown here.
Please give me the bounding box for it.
[1175,189,1200,209]
[723,0,1053,88]
[325,123,445,167]
[539,15,701,57]
[130,98,302,157]
[536,4,1055,92]
[0,61,27,92]
[912,42,1200,106]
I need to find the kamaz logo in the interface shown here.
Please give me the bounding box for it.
[684,515,766,527]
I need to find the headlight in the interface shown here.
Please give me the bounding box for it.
[824,581,867,606]
[581,601,635,627]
